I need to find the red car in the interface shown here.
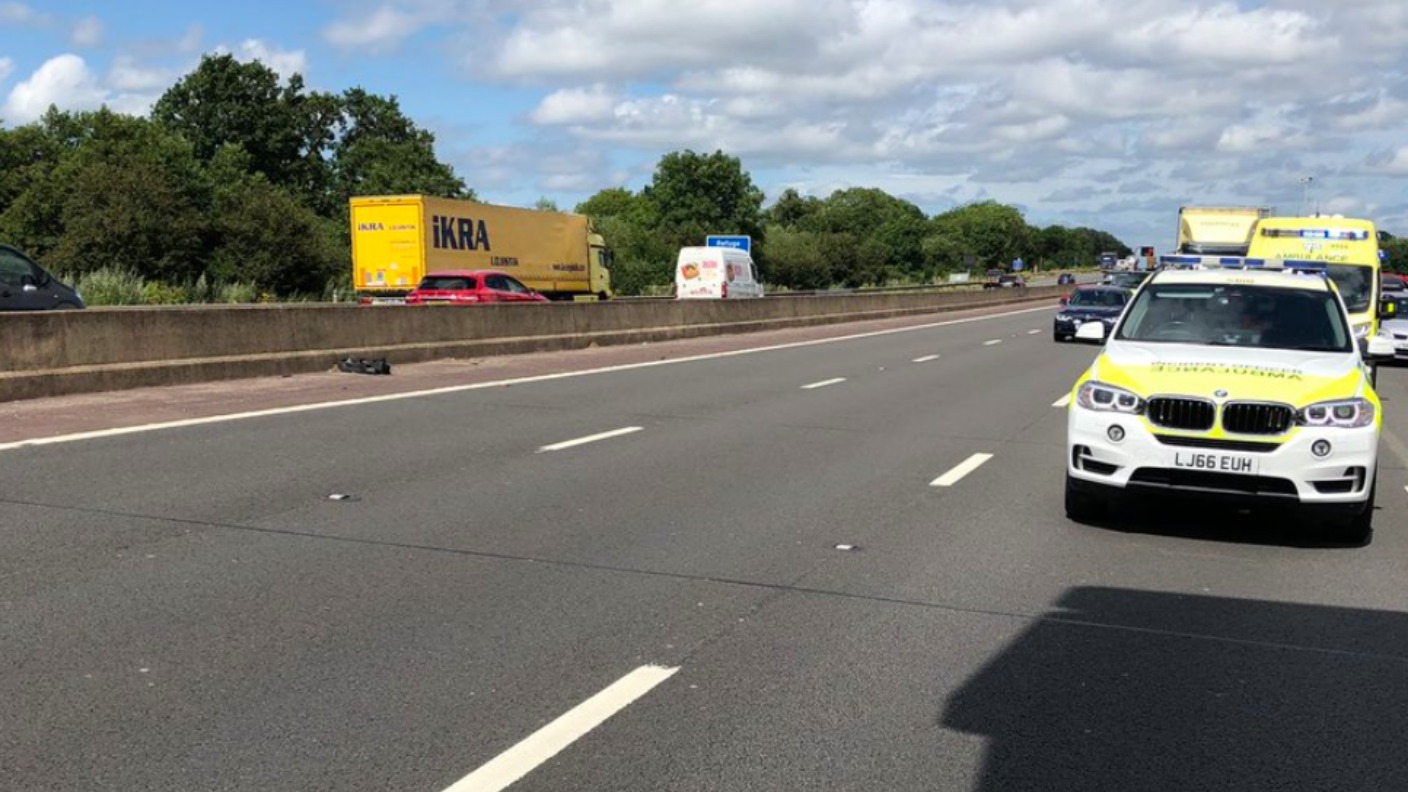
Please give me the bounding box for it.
[404,270,549,305]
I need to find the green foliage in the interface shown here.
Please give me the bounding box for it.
[575,187,638,219]
[152,55,313,190]
[0,53,471,303]
[1382,237,1408,273]
[0,55,1138,301]
[930,201,1033,269]
[72,268,149,305]
[763,225,830,290]
[641,150,765,251]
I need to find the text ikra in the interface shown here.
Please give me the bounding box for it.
[431,215,493,251]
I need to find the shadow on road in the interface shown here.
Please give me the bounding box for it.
[1079,496,1373,549]
[943,586,1408,791]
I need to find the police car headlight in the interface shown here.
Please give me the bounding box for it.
[1298,398,1375,429]
[1077,381,1145,414]
[1056,313,1073,321]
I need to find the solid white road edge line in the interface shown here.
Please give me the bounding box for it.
[984,339,1003,346]
[442,665,679,792]
[1052,394,1072,408]
[538,426,644,452]
[801,377,847,390]
[931,453,995,487]
[0,304,1055,452]
[912,355,941,363]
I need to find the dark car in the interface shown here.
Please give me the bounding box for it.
[1054,286,1129,342]
[401,270,549,305]
[0,245,84,311]
[1057,272,1076,285]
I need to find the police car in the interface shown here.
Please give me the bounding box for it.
[1064,262,1397,542]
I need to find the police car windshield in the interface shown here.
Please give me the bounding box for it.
[1116,283,1352,352]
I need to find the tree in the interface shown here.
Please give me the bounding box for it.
[534,197,560,212]
[35,110,209,282]
[1381,236,1408,273]
[763,225,830,290]
[152,55,319,193]
[766,188,821,229]
[931,201,1034,268]
[205,144,343,294]
[575,187,638,220]
[640,150,765,250]
[329,88,469,213]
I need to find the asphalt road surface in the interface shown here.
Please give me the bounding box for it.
[6,302,1408,791]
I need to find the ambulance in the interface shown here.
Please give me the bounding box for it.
[1064,264,1397,543]
[1245,216,1383,341]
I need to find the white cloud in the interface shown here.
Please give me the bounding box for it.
[238,39,307,78]
[71,15,103,47]
[107,56,173,92]
[215,39,308,80]
[1373,148,1408,177]
[2,54,107,123]
[0,57,13,87]
[0,1,46,25]
[325,5,427,52]
[529,85,621,125]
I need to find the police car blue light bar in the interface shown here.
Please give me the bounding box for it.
[1158,254,1328,272]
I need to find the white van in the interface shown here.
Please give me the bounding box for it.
[675,247,764,299]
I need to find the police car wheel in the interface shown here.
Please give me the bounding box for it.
[1064,475,1106,523]
[1330,481,1375,546]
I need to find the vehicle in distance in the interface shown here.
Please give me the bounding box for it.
[1065,266,1396,543]
[675,246,764,299]
[401,271,549,305]
[1057,272,1076,286]
[0,244,84,311]
[350,195,612,304]
[1053,286,1129,342]
[1102,270,1152,291]
[1377,294,1408,362]
[983,272,1026,289]
[1176,206,1272,256]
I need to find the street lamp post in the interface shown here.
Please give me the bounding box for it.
[1300,176,1314,216]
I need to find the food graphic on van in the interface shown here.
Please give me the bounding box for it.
[681,262,701,280]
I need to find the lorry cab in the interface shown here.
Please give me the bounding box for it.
[676,247,764,299]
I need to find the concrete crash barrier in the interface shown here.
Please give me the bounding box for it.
[0,286,1064,401]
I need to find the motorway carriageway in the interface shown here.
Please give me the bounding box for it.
[5,302,1408,790]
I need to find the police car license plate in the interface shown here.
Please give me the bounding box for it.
[1172,451,1257,475]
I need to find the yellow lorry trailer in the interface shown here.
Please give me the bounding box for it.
[1175,206,1273,256]
[349,195,612,302]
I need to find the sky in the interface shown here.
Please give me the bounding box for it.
[4,0,1408,249]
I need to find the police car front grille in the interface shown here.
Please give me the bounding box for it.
[1222,402,1295,435]
[1146,398,1216,431]
[1155,436,1279,454]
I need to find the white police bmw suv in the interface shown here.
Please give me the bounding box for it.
[1064,266,1396,543]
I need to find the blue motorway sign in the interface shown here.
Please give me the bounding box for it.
[706,235,752,253]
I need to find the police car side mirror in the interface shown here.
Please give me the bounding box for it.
[1366,335,1395,360]
[1380,300,1398,319]
[1075,322,1107,343]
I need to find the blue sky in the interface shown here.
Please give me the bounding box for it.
[5,0,1408,249]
